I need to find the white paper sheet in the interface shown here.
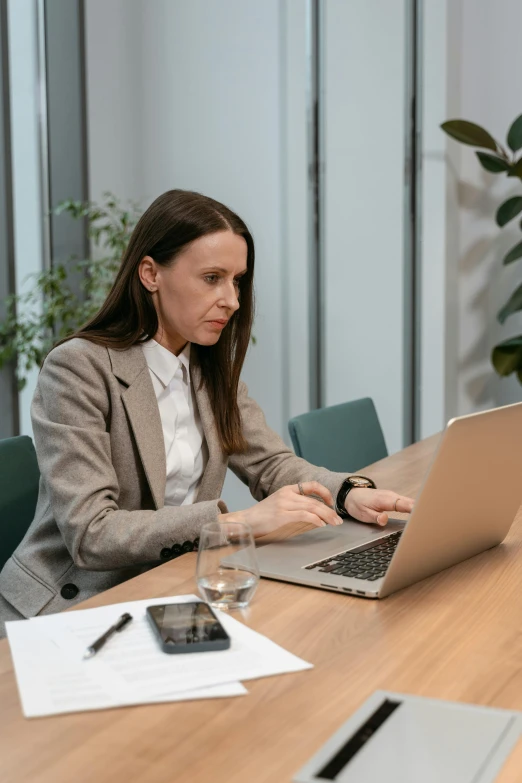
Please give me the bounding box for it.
[6,618,246,718]
[6,594,312,718]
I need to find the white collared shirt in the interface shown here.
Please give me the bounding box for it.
[141,340,207,506]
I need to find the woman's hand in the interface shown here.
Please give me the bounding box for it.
[345,488,414,527]
[221,481,343,538]
[221,483,415,537]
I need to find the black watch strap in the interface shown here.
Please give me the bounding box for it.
[335,475,376,518]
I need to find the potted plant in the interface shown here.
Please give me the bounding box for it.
[0,193,140,388]
[441,114,522,383]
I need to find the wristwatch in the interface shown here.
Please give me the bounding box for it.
[335,475,376,519]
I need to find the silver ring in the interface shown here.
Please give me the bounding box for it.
[394,498,399,512]
[298,482,305,496]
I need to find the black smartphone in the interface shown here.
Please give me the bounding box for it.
[146,601,231,654]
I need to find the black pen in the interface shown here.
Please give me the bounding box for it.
[83,612,133,659]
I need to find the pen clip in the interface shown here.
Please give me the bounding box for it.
[115,612,132,631]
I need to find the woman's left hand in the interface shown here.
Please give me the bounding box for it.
[345,488,414,527]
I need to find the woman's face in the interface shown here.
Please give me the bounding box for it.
[139,230,248,354]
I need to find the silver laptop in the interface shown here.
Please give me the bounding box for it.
[256,402,522,599]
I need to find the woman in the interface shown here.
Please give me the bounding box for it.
[0,190,413,636]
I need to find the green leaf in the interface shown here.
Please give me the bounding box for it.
[507,114,522,152]
[492,336,522,376]
[0,191,142,388]
[508,158,522,178]
[496,197,522,227]
[441,120,498,151]
[476,152,510,173]
[498,281,522,323]
[502,239,522,266]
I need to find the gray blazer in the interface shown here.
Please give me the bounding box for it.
[0,338,347,620]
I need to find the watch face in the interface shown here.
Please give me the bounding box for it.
[350,476,372,487]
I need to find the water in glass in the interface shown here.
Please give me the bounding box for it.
[198,568,258,610]
[196,520,259,610]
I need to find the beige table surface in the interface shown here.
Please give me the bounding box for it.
[2,434,522,783]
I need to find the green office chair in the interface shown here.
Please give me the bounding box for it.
[0,436,40,570]
[288,397,388,473]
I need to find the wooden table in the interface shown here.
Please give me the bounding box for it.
[2,434,522,783]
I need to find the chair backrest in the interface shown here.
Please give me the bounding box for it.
[288,397,388,473]
[0,436,40,570]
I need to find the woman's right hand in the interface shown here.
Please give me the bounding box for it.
[220,481,344,538]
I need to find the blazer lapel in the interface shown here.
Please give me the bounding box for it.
[108,345,166,509]
[191,363,227,501]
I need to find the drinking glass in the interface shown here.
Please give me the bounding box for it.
[196,520,259,610]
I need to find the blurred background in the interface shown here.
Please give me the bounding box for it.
[1,0,521,510]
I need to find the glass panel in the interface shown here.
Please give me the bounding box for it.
[321,0,410,454]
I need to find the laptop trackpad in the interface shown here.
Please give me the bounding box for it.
[257,519,405,568]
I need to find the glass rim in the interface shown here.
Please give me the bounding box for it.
[201,519,253,534]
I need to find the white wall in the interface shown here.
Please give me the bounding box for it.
[322,0,408,455]
[84,0,143,205]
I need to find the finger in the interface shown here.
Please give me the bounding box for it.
[349,504,388,527]
[362,509,388,527]
[295,496,343,526]
[394,495,414,513]
[295,481,335,509]
[367,489,409,513]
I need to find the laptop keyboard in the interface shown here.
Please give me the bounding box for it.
[304,530,403,581]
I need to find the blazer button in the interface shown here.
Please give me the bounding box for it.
[160,547,172,560]
[60,583,79,600]
[182,540,194,553]
[171,544,183,557]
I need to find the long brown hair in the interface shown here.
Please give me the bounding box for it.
[64,189,255,454]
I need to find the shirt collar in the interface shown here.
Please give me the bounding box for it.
[141,339,191,387]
